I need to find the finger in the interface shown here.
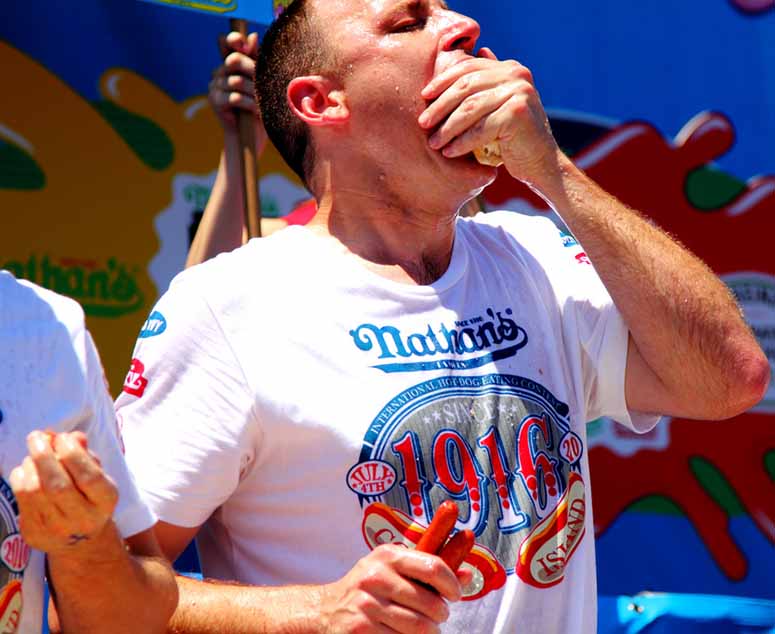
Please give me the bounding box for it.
[388,577,450,624]
[70,431,89,451]
[421,57,493,100]
[227,92,259,114]
[428,86,513,151]
[55,434,117,514]
[477,46,498,61]
[392,550,462,602]
[8,465,26,495]
[377,602,442,634]
[27,431,74,499]
[225,74,255,98]
[419,68,496,130]
[224,51,256,77]
[224,30,247,54]
[442,93,530,159]
[457,565,474,587]
[246,32,259,56]
[16,457,59,531]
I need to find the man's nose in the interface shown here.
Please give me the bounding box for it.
[438,12,481,53]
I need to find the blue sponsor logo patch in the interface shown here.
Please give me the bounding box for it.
[139,311,167,339]
[560,231,578,248]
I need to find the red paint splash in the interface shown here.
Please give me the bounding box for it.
[482,111,775,580]
[730,0,775,14]
[592,415,775,581]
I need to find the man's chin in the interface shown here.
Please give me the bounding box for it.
[444,151,499,184]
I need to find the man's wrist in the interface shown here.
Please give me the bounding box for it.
[46,521,127,571]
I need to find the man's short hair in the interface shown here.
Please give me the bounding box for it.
[257,0,335,188]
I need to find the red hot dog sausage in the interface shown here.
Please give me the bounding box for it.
[438,529,475,571]
[415,500,459,555]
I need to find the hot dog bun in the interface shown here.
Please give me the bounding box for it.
[474,141,503,166]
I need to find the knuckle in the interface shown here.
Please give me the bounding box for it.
[426,556,444,576]
[77,469,103,490]
[418,622,440,634]
[58,445,79,462]
[461,95,479,113]
[430,598,450,623]
[356,565,384,593]
[46,479,71,496]
[509,95,529,114]
[371,544,395,561]
[354,590,378,612]
[519,80,536,97]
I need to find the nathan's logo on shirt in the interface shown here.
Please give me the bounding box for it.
[348,374,587,599]
[123,358,149,398]
[138,311,167,339]
[0,477,28,633]
[349,308,528,373]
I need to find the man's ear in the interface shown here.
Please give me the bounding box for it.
[287,76,349,126]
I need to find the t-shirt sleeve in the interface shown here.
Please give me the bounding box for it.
[76,328,156,538]
[483,211,660,432]
[115,274,257,528]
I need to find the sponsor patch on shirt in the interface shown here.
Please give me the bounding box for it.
[122,358,148,398]
[138,311,167,339]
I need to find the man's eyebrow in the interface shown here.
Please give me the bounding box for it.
[381,0,422,21]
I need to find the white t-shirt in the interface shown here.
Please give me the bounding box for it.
[0,272,155,634]
[117,211,658,634]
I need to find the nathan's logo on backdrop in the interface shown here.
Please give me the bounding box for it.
[138,311,167,339]
[349,308,528,373]
[2,255,144,318]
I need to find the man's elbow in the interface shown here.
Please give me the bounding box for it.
[140,557,180,633]
[722,345,771,418]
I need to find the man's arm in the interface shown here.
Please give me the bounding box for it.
[156,521,464,634]
[9,431,178,634]
[518,152,768,420]
[421,51,769,420]
[186,31,272,269]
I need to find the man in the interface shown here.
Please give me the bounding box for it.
[116,1,769,632]
[0,272,178,633]
[186,26,481,270]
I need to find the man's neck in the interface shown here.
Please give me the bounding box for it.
[307,168,460,286]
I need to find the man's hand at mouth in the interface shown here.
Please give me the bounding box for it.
[417,47,560,186]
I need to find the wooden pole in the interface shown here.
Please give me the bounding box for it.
[229,18,262,238]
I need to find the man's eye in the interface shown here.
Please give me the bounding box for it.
[393,17,426,32]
